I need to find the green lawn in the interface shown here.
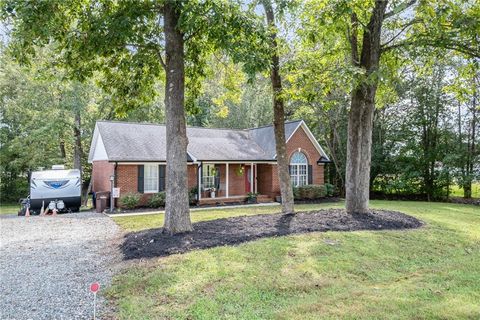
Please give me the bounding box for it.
[0,203,18,215]
[450,182,480,198]
[106,200,480,319]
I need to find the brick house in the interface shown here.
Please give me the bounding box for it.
[88,120,330,206]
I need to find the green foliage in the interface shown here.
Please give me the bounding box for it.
[120,193,141,210]
[2,0,271,114]
[189,186,198,205]
[247,192,259,202]
[324,183,336,197]
[293,184,326,200]
[148,192,166,208]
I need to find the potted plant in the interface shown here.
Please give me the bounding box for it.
[210,187,216,198]
[246,192,259,204]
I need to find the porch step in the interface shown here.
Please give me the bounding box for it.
[257,195,275,203]
[198,194,275,205]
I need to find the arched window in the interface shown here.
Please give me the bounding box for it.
[290,151,308,187]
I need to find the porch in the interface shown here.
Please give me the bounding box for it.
[195,162,278,203]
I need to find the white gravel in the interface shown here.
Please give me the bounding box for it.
[0,212,122,320]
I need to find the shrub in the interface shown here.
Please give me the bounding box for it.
[148,192,166,208]
[189,186,198,205]
[293,185,327,200]
[324,183,336,197]
[120,193,141,209]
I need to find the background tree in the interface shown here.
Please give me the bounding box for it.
[2,0,268,233]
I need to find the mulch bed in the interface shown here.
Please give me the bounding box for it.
[121,209,423,260]
[449,197,480,206]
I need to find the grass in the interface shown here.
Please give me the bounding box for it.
[450,182,480,198]
[106,201,480,319]
[0,203,18,215]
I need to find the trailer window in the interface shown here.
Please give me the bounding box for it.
[144,164,159,193]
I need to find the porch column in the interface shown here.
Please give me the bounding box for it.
[250,162,254,193]
[226,163,229,198]
[254,164,257,194]
[197,163,202,200]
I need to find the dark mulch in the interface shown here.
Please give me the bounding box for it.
[449,197,480,206]
[122,209,423,260]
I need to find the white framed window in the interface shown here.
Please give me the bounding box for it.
[144,164,159,193]
[290,151,308,187]
[202,164,217,189]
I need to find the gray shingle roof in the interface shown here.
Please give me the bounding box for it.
[248,120,302,158]
[92,120,308,162]
[89,120,323,162]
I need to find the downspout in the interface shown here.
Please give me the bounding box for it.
[110,162,118,212]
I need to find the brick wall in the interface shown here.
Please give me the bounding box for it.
[286,125,324,185]
[115,164,199,206]
[92,161,114,193]
[257,164,273,197]
[187,165,198,189]
[229,164,248,196]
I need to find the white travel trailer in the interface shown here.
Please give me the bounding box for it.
[28,166,81,214]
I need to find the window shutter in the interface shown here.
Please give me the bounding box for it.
[215,164,220,190]
[138,165,144,193]
[158,165,166,191]
[308,165,313,185]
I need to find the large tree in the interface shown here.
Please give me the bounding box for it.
[2,0,267,233]
[261,0,294,214]
[297,0,480,213]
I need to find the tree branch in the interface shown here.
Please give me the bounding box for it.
[349,12,360,66]
[381,18,420,48]
[384,0,417,19]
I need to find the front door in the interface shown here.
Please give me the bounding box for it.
[245,167,251,193]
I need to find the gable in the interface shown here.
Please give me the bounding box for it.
[285,122,329,162]
[92,133,109,161]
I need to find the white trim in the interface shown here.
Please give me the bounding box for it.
[198,164,202,200]
[285,121,303,145]
[226,163,229,198]
[114,161,275,165]
[116,162,195,165]
[143,164,159,193]
[254,164,257,193]
[250,163,254,193]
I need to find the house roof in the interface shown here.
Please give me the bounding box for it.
[88,120,329,163]
[248,120,302,158]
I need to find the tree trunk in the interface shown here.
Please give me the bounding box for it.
[163,2,193,234]
[59,140,66,161]
[345,0,387,214]
[262,0,294,214]
[345,87,376,213]
[73,110,83,173]
[464,70,477,199]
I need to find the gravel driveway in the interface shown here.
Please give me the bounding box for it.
[0,212,122,320]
